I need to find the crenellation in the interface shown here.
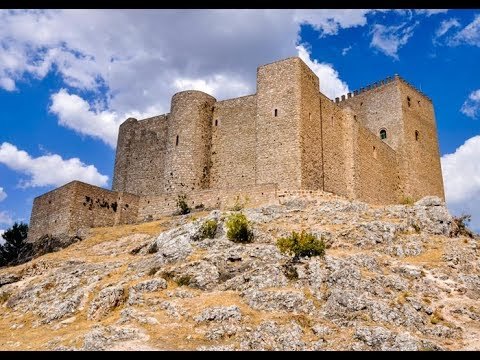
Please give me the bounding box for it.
[28,56,445,242]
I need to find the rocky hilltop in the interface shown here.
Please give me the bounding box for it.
[0,192,479,351]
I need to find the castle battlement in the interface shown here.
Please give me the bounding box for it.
[335,74,432,104]
[27,56,445,243]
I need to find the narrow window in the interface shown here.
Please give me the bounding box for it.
[274,109,278,117]
[215,119,218,126]
[407,96,411,107]
[175,135,179,146]
[415,130,419,141]
[354,115,357,121]
[380,129,387,140]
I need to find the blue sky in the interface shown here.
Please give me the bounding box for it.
[1,9,480,237]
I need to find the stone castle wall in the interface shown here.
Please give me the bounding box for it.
[28,181,139,242]
[28,56,445,242]
[210,95,257,189]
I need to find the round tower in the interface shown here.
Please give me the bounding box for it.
[164,90,216,193]
[112,117,137,192]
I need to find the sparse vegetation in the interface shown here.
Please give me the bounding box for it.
[451,214,474,238]
[229,195,249,211]
[197,219,218,240]
[176,275,192,287]
[225,213,254,243]
[0,291,10,304]
[176,194,191,215]
[430,309,444,325]
[277,231,325,260]
[412,223,421,233]
[400,196,415,206]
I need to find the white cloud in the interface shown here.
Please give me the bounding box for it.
[460,89,480,119]
[0,142,108,188]
[294,9,374,36]
[0,10,371,145]
[0,229,4,244]
[449,14,480,47]
[370,22,418,60]
[435,18,461,39]
[0,211,13,226]
[415,9,449,16]
[0,187,6,202]
[341,45,352,56]
[297,44,349,99]
[441,135,480,232]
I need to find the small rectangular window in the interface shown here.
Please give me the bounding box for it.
[274,109,278,117]
[175,135,179,146]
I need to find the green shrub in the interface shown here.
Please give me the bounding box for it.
[176,275,192,287]
[451,214,474,238]
[225,213,254,243]
[282,262,299,280]
[198,219,218,240]
[277,231,325,260]
[229,195,249,211]
[400,196,415,206]
[176,194,191,215]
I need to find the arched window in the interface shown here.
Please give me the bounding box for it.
[415,130,419,141]
[380,129,387,140]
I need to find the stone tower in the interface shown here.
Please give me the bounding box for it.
[255,57,323,190]
[163,90,216,193]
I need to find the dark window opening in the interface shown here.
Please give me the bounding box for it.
[354,115,357,121]
[274,109,278,117]
[360,102,363,106]
[215,119,218,126]
[380,129,387,140]
[415,130,419,141]
[175,135,179,146]
[407,96,411,107]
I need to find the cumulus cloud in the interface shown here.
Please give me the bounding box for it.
[297,44,349,99]
[370,22,419,60]
[441,135,480,232]
[0,187,6,202]
[0,9,376,146]
[449,14,480,47]
[460,89,480,119]
[0,142,108,188]
[0,211,13,226]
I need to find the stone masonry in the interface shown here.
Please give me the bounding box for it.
[28,56,445,241]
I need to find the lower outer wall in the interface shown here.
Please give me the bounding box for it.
[137,183,278,221]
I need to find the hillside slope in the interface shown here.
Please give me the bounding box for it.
[0,192,479,351]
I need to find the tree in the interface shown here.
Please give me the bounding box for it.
[0,222,29,266]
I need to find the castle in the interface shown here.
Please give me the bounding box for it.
[27,57,445,242]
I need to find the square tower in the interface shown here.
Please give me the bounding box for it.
[255,57,323,190]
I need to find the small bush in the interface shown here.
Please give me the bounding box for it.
[176,194,191,215]
[451,214,474,238]
[430,309,444,325]
[0,291,10,304]
[229,195,249,211]
[412,223,421,233]
[277,231,325,260]
[400,196,415,206]
[198,219,218,240]
[176,275,192,287]
[225,213,254,243]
